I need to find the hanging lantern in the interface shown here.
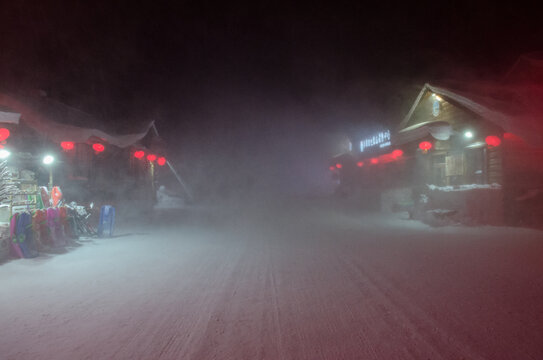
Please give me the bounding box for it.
[61,141,75,151]
[391,149,403,158]
[147,154,157,162]
[419,141,433,152]
[370,158,379,164]
[92,143,105,153]
[335,163,342,169]
[357,161,364,167]
[0,128,10,142]
[485,135,501,147]
[134,150,145,159]
[329,165,335,171]
[157,157,166,166]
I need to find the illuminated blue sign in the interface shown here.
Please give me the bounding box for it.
[360,130,391,152]
[432,99,440,117]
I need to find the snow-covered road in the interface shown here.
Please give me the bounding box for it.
[1,200,542,359]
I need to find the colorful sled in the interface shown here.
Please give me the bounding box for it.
[97,205,115,237]
[53,208,66,245]
[46,208,64,247]
[10,214,23,258]
[16,213,38,258]
[40,187,50,208]
[51,187,62,207]
[33,210,52,246]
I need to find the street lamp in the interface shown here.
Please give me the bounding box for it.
[0,149,11,159]
[42,155,55,190]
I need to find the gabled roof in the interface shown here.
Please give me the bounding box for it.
[503,52,543,84]
[0,92,153,148]
[397,81,543,145]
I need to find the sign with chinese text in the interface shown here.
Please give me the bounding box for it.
[360,130,391,152]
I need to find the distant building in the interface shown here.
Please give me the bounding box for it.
[393,79,543,226]
[330,54,543,226]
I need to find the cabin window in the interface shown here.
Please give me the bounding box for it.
[464,148,485,184]
[70,144,92,180]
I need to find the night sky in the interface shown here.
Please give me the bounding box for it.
[1,1,542,194]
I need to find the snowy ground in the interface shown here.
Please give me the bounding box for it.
[1,198,542,359]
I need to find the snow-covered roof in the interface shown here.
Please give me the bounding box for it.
[397,53,543,146]
[0,108,20,124]
[397,81,543,145]
[0,92,153,148]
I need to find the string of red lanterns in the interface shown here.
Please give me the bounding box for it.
[3,134,171,167]
[134,150,167,165]
[331,148,405,171]
[56,142,170,165]
[329,134,503,172]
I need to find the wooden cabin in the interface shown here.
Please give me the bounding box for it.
[393,82,543,226]
[0,91,165,218]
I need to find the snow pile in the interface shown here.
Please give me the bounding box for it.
[415,184,504,226]
[0,222,10,262]
[427,183,502,192]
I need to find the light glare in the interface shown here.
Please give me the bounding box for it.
[43,155,55,165]
[0,149,11,159]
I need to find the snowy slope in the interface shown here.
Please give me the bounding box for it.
[1,200,542,359]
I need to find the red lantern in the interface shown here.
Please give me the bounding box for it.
[0,128,10,141]
[419,141,433,151]
[329,165,335,171]
[485,135,501,147]
[61,141,74,151]
[370,158,379,164]
[357,161,364,167]
[92,143,105,153]
[147,154,157,162]
[134,150,145,159]
[335,163,342,169]
[157,157,166,166]
[391,149,403,158]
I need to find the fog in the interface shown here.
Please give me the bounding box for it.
[3,2,543,359]
[2,197,543,359]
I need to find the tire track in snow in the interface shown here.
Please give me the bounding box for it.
[265,254,286,359]
[337,251,487,360]
[161,245,249,360]
[331,223,543,360]
[364,251,542,360]
[99,237,251,360]
[173,237,286,360]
